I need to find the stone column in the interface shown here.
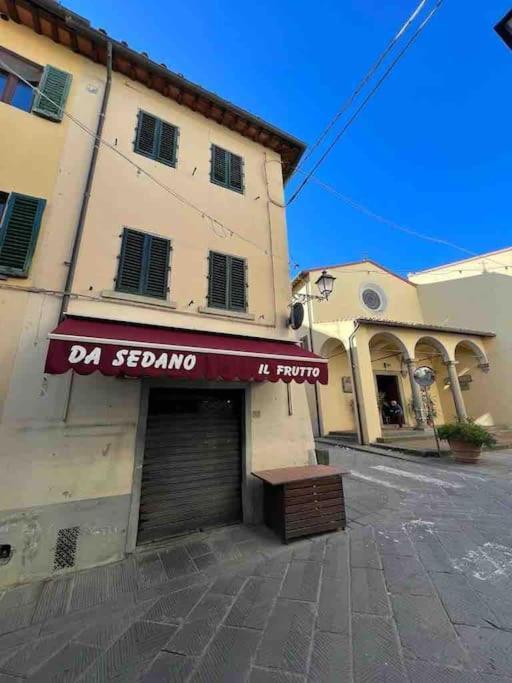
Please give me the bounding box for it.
[405,359,427,430]
[445,360,468,421]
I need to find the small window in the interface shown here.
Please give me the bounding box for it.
[208,251,247,311]
[0,191,46,277]
[116,228,171,299]
[134,111,178,167]
[210,145,244,193]
[0,48,41,112]
[0,48,71,121]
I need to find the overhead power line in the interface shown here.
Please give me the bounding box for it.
[293,169,512,270]
[295,0,428,172]
[287,1,444,206]
[3,42,507,277]
[0,58,300,271]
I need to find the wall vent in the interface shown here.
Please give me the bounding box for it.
[54,526,80,570]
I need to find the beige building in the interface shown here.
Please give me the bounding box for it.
[293,259,497,445]
[410,247,512,428]
[0,0,324,587]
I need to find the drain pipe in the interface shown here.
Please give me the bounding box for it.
[306,280,322,436]
[59,40,113,320]
[348,320,365,444]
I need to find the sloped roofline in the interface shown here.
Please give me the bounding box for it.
[409,246,512,276]
[1,0,306,179]
[292,259,416,288]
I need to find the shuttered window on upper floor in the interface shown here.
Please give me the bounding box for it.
[0,48,72,121]
[0,192,46,277]
[208,251,247,312]
[210,145,244,193]
[116,228,171,299]
[134,111,179,167]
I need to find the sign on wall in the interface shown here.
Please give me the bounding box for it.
[342,376,353,393]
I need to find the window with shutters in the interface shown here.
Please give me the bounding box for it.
[134,111,179,167]
[0,48,42,113]
[210,145,244,193]
[0,48,71,121]
[0,191,46,277]
[208,251,247,312]
[116,228,171,299]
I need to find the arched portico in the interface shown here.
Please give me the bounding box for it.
[448,339,493,424]
[318,337,356,436]
[368,332,416,430]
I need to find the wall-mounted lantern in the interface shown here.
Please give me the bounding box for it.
[289,271,336,329]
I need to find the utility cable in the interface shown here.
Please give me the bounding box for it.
[3,48,507,276]
[0,58,296,270]
[295,0,428,172]
[287,1,444,205]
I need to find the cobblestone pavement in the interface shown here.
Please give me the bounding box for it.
[2,448,512,682]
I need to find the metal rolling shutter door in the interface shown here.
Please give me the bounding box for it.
[137,389,243,545]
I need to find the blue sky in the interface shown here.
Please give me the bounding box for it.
[64,0,511,275]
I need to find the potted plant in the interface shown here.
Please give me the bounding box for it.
[437,420,496,463]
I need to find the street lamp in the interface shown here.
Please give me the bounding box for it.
[314,270,336,300]
[289,270,336,328]
[293,270,336,305]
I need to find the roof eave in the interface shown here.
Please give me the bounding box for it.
[4,0,306,179]
[355,317,495,338]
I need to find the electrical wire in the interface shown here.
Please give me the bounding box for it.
[287,1,444,205]
[0,57,297,270]
[289,168,512,271]
[2,49,508,277]
[295,0,428,172]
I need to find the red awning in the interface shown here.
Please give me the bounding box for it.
[45,317,328,384]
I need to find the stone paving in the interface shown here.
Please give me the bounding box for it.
[2,447,512,681]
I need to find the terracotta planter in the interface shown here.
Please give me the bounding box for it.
[449,439,482,464]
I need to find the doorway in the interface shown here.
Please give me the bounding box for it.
[137,388,244,545]
[376,374,403,425]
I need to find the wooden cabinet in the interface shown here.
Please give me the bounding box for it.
[253,465,346,543]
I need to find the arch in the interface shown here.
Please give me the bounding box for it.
[454,339,489,366]
[368,331,411,361]
[414,336,450,363]
[319,336,347,359]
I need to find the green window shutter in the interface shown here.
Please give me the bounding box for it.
[144,235,170,298]
[117,228,170,299]
[228,256,246,310]
[157,121,178,166]
[0,193,46,277]
[229,153,244,192]
[32,65,72,122]
[211,146,228,186]
[116,229,146,294]
[134,111,158,158]
[208,251,228,308]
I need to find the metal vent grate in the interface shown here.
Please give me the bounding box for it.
[54,526,80,570]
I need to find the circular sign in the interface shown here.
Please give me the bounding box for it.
[289,302,305,330]
[413,366,436,387]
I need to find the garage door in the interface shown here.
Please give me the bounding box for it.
[137,388,243,545]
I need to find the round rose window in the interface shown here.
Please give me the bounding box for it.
[362,288,382,311]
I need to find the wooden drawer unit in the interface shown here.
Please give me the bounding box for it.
[254,466,346,543]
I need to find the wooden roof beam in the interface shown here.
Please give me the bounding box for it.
[69,28,79,52]
[167,83,182,103]
[5,0,20,22]
[31,4,42,33]
[50,16,59,43]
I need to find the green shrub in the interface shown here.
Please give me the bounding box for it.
[437,420,496,448]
